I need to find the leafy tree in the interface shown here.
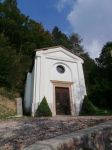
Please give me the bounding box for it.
[0,34,16,89]
[97,42,112,68]
[3,0,17,7]
[82,52,98,92]
[96,42,112,83]
[0,0,54,96]
[69,33,83,53]
[91,42,112,110]
[0,0,53,55]
[52,26,72,49]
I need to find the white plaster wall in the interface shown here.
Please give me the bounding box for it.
[24,66,35,114]
[51,62,72,82]
[32,56,41,115]
[44,59,74,113]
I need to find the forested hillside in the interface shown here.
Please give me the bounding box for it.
[0,0,112,114]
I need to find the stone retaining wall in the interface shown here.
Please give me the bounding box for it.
[24,121,112,150]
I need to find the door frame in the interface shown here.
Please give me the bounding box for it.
[51,80,74,116]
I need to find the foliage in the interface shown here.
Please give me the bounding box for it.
[80,96,112,116]
[52,26,72,49]
[82,52,97,92]
[80,96,98,115]
[52,26,83,53]
[80,42,112,112]
[88,42,112,110]
[0,0,54,96]
[35,97,52,117]
[69,33,83,53]
[0,87,16,99]
[0,34,16,89]
[96,42,112,68]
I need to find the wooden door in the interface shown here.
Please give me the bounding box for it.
[55,87,71,115]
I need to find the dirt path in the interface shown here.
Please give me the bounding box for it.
[0,116,112,150]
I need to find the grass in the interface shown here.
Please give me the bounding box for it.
[95,109,112,116]
[0,95,16,119]
[0,104,16,119]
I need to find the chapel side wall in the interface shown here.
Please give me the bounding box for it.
[79,63,87,96]
[75,62,86,114]
[30,67,34,112]
[24,72,32,114]
[71,62,81,115]
[32,56,41,116]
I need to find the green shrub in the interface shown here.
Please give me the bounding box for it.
[35,97,52,117]
[80,96,98,115]
[0,88,15,99]
[80,96,112,116]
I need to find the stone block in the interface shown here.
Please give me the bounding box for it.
[16,97,23,116]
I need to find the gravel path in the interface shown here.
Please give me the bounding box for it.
[0,116,112,150]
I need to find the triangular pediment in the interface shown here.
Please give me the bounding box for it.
[36,46,83,63]
[45,50,74,60]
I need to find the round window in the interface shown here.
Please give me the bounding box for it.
[56,65,65,73]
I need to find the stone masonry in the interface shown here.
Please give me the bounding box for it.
[24,121,112,150]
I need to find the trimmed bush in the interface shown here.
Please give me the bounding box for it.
[35,97,52,117]
[80,96,98,115]
[80,96,112,116]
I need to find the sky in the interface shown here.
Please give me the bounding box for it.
[17,0,112,59]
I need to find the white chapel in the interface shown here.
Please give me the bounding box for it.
[24,46,86,116]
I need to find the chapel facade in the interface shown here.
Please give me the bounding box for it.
[24,46,86,116]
